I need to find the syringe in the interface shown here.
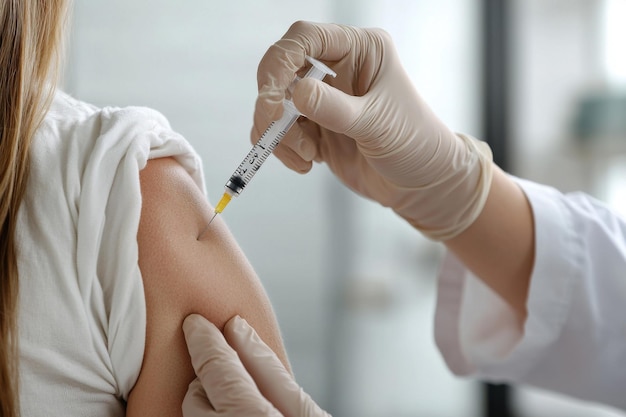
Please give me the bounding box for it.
[198,56,336,238]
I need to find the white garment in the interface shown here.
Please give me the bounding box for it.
[16,91,204,416]
[435,177,626,411]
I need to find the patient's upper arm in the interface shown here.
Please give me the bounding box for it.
[126,157,288,416]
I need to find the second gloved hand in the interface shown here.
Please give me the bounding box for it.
[183,314,330,417]
[253,21,493,240]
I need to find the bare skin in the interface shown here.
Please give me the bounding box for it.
[446,165,535,325]
[126,157,289,416]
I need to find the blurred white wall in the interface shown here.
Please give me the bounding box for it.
[509,0,626,202]
[603,0,626,86]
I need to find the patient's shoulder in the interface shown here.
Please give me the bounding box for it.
[126,157,288,416]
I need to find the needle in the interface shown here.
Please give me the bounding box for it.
[197,212,218,240]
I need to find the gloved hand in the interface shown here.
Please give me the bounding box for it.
[253,21,493,240]
[182,314,330,417]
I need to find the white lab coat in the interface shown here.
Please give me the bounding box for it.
[434,177,626,411]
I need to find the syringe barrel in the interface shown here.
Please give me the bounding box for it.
[226,100,299,196]
[224,56,335,198]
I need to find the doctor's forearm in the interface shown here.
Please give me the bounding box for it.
[445,166,535,323]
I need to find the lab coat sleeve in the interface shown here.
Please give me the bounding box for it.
[434,176,626,410]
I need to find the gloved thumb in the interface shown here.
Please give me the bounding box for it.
[292,77,362,137]
[224,316,331,417]
[182,314,280,416]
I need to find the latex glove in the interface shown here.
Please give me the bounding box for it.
[182,314,330,417]
[253,21,493,240]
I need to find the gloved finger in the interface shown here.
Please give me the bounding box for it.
[225,316,331,417]
[258,21,354,95]
[182,378,217,416]
[250,108,307,155]
[278,123,319,162]
[182,314,282,416]
[273,142,313,174]
[250,115,315,173]
[297,118,325,163]
[255,22,354,131]
[250,99,319,164]
[253,84,288,135]
[292,78,363,138]
[250,91,289,147]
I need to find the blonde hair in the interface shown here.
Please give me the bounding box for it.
[0,1,69,415]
